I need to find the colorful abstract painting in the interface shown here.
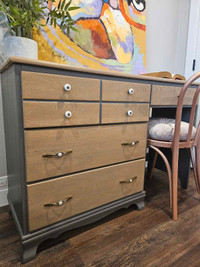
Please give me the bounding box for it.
[33,0,146,74]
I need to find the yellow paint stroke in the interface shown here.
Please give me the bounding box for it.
[33,28,66,64]
[35,20,109,70]
[132,26,146,66]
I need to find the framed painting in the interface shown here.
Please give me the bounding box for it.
[33,0,146,74]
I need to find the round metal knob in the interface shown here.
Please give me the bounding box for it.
[127,110,133,116]
[64,83,71,91]
[128,88,134,94]
[65,111,72,118]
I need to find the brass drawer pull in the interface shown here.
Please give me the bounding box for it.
[120,176,137,184]
[44,196,72,207]
[42,149,73,158]
[121,141,139,146]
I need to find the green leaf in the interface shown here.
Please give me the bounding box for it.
[61,0,66,10]
[64,0,72,11]
[68,6,80,11]
[67,26,70,35]
[70,26,78,32]
[54,18,57,28]
[58,0,61,9]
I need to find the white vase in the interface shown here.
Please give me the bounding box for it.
[2,36,38,62]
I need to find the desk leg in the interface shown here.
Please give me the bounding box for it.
[148,147,190,189]
[178,148,191,189]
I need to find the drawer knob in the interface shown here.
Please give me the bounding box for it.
[42,149,73,158]
[64,83,71,91]
[128,88,134,94]
[120,176,137,184]
[44,196,72,207]
[65,111,72,118]
[121,140,139,146]
[127,110,133,116]
[57,152,64,157]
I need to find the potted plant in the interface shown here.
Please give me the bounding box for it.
[0,0,79,61]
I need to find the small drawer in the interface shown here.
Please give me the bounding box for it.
[21,71,100,101]
[102,80,151,102]
[23,101,99,128]
[101,103,149,123]
[25,124,147,182]
[151,85,197,106]
[27,159,145,231]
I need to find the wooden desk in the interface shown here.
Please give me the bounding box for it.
[1,57,199,263]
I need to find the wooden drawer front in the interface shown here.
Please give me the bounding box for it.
[28,159,145,231]
[102,80,151,102]
[25,124,147,182]
[151,85,197,106]
[101,103,149,123]
[23,102,99,128]
[22,71,100,100]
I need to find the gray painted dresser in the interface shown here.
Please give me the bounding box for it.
[1,57,198,263]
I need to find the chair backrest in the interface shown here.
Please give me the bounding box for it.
[172,72,200,149]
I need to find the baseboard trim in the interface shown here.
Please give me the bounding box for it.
[0,175,8,207]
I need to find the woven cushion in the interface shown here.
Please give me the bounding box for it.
[148,118,196,141]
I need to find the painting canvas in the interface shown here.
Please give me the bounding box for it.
[33,0,146,74]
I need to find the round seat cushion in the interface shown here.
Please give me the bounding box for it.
[148,118,196,142]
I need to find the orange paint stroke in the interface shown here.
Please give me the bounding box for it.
[119,0,146,31]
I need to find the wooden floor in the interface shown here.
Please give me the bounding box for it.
[1,169,200,267]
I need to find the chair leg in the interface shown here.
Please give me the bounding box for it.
[149,145,172,209]
[171,150,179,221]
[195,145,200,192]
[190,148,200,194]
[147,148,158,180]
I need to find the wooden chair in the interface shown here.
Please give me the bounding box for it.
[147,72,200,220]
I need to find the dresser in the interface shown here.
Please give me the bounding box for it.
[1,57,198,263]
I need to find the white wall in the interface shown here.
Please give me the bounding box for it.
[146,0,191,75]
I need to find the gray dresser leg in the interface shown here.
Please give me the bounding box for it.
[135,200,145,211]
[21,242,38,263]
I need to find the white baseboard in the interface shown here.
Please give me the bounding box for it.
[0,175,8,207]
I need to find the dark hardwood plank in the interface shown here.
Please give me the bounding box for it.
[0,169,200,266]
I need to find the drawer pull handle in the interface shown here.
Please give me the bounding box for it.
[65,111,72,118]
[121,141,139,146]
[44,196,72,207]
[127,110,133,116]
[120,176,137,184]
[64,83,71,91]
[42,149,73,158]
[128,88,134,94]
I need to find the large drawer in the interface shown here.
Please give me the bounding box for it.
[151,85,197,106]
[23,102,99,128]
[25,123,147,182]
[101,103,149,123]
[21,71,100,101]
[102,80,151,102]
[27,159,145,231]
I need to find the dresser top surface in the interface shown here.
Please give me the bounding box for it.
[1,56,199,85]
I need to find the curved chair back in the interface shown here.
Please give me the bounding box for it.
[172,73,200,149]
[172,72,200,193]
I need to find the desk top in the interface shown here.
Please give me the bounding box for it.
[1,56,199,86]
